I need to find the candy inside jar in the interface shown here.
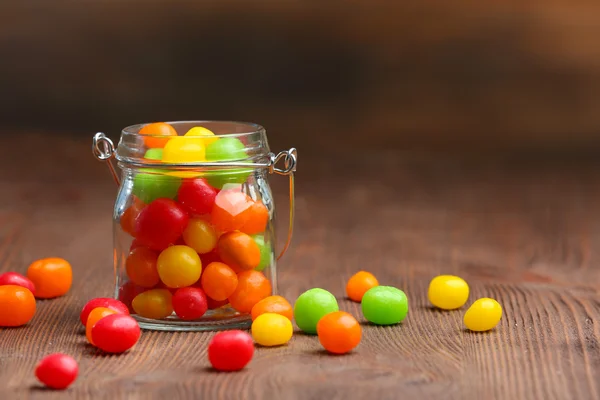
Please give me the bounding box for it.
[93,121,297,331]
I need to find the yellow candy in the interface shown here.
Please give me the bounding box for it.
[162,136,206,178]
[251,312,293,346]
[428,275,469,310]
[132,289,174,319]
[464,298,502,332]
[182,218,218,254]
[185,126,218,146]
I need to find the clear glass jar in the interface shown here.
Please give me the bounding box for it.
[92,121,297,331]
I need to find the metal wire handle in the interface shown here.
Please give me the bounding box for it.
[92,132,297,261]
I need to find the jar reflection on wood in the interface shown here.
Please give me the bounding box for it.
[92,121,297,331]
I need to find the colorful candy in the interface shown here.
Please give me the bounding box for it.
[428,275,469,310]
[0,285,36,327]
[91,314,141,353]
[251,295,293,321]
[120,196,146,236]
[251,313,293,347]
[126,247,160,288]
[228,270,271,313]
[346,271,379,302]
[26,258,72,299]
[139,122,177,148]
[208,330,254,371]
[162,136,206,164]
[0,272,36,296]
[204,138,252,189]
[217,231,261,271]
[118,282,147,313]
[177,178,218,216]
[239,201,269,235]
[252,235,271,272]
[132,170,181,204]
[361,286,408,325]
[156,245,202,288]
[172,287,208,320]
[35,353,78,390]
[200,262,238,301]
[80,298,129,326]
[184,126,218,146]
[135,199,189,251]
[86,307,118,345]
[210,189,253,232]
[317,311,361,354]
[293,288,339,334]
[464,298,502,332]
[132,289,174,319]
[182,218,218,254]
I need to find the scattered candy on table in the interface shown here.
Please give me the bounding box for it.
[0,285,36,327]
[35,353,79,390]
[346,271,379,302]
[208,330,254,371]
[317,311,362,354]
[0,272,36,296]
[252,312,293,347]
[251,295,294,321]
[80,298,130,326]
[27,257,72,299]
[91,314,141,353]
[428,275,470,310]
[361,286,408,325]
[86,307,118,345]
[464,298,503,332]
[294,288,339,334]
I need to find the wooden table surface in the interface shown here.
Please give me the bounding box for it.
[0,133,599,400]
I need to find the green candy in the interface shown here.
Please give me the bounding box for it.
[144,148,163,160]
[293,288,339,334]
[132,169,181,203]
[204,138,252,189]
[252,235,272,272]
[361,286,408,325]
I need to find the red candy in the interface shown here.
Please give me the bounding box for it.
[206,297,229,309]
[79,297,130,326]
[118,282,147,313]
[135,198,189,251]
[177,178,218,216]
[172,287,208,320]
[91,314,141,353]
[208,330,254,371]
[0,272,36,296]
[35,353,79,390]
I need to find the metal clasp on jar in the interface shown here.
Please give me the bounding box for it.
[92,132,297,261]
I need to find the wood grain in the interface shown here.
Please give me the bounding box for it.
[0,133,599,399]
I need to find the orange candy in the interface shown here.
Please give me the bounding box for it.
[251,295,293,321]
[126,247,160,288]
[217,232,261,271]
[240,201,269,235]
[0,285,36,327]
[86,307,118,345]
[120,196,145,237]
[139,122,178,148]
[201,262,238,301]
[228,270,271,313]
[317,311,362,354]
[210,190,253,232]
[27,258,73,299]
[346,271,379,302]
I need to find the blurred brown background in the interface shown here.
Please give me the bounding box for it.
[2,0,600,154]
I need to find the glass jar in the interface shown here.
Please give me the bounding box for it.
[92,121,297,331]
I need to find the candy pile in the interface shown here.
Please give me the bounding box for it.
[118,123,272,322]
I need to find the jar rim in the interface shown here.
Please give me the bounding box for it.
[121,120,266,139]
[115,120,271,169]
